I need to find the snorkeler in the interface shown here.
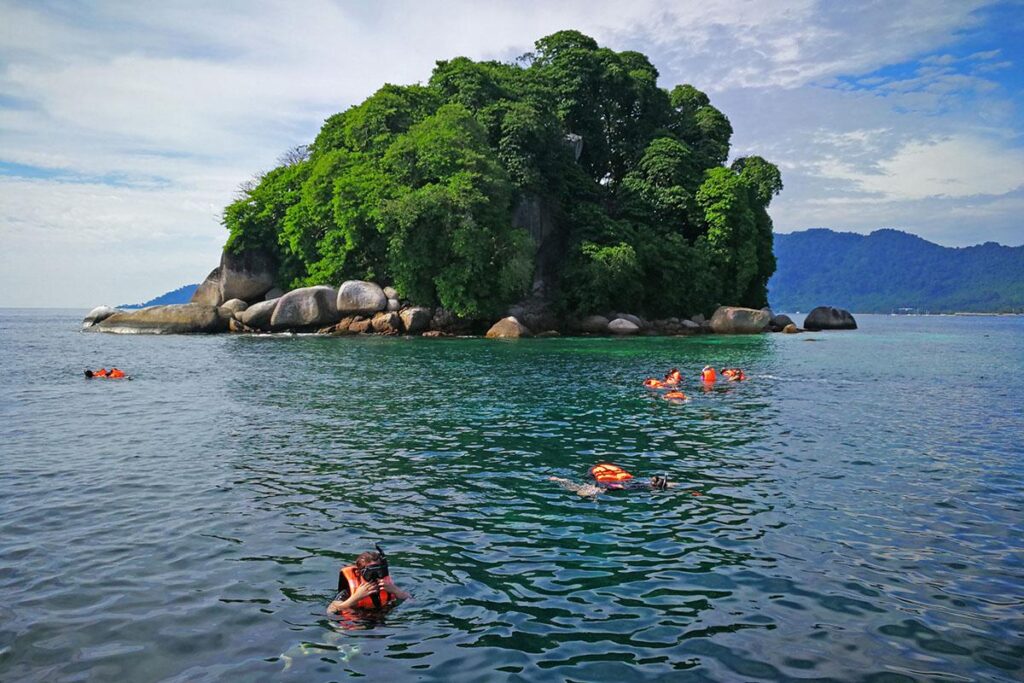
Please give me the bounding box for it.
[721,368,746,381]
[84,368,128,379]
[549,463,679,498]
[328,545,410,615]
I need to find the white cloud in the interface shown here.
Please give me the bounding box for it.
[817,135,1024,200]
[0,0,1020,305]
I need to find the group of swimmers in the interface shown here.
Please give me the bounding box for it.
[330,461,692,620]
[642,365,746,401]
[84,367,128,379]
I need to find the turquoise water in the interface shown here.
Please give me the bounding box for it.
[1,311,1022,682]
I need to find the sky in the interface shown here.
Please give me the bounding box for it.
[1,0,1022,308]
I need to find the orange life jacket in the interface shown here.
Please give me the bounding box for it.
[664,369,682,384]
[643,378,666,389]
[590,463,633,484]
[339,565,394,610]
[108,368,125,378]
[701,367,716,383]
[664,390,687,401]
[94,368,108,378]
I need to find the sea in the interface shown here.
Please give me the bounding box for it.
[1,309,1021,682]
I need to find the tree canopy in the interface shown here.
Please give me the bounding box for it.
[223,30,782,318]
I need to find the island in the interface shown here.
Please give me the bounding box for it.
[85,30,856,337]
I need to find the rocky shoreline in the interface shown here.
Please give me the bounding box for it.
[83,278,857,338]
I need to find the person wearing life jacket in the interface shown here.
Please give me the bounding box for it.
[663,390,687,401]
[84,368,128,379]
[721,368,746,381]
[327,545,410,615]
[643,377,667,389]
[663,368,682,386]
[549,463,679,497]
[700,366,716,383]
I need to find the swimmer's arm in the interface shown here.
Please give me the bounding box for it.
[548,476,602,498]
[327,581,377,613]
[384,582,411,601]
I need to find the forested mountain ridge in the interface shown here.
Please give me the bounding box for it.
[121,284,198,309]
[769,229,1024,313]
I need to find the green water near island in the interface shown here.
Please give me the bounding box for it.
[1,311,1022,681]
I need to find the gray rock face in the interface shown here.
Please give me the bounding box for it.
[770,313,794,331]
[220,248,276,302]
[220,298,248,315]
[82,306,120,329]
[580,315,610,333]
[608,318,640,335]
[804,306,857,331]
[271,286,339,329]
[783,323,801,333]
[691,313,706,325]
[95,304,228,334]
[565,133,584,162]
[264,287,284,301]
[386,298,401,312]
[383,286,399,299]
[400,307,432,334]
[486,316,532,338]
[614,313,643,328]
[191,267,223,307]
[709,306,771,334]
[337,280,387,315]
[681,319,701,331]
[237,298,278,330]
[371,311,402,335]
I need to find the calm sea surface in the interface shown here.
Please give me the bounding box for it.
[1,310,1021,682]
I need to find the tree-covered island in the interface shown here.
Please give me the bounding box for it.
[87,30,803,337]
[223,30,781,320]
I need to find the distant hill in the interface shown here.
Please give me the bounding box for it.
[769,229,1024,313]
[121,284,198,309]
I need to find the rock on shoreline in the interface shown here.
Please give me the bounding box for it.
[88,278,856,338]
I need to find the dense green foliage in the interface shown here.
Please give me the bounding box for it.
[223,30,782,317]
[769,229,1024,313]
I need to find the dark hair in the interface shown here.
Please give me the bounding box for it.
[84,370,94,378]
[355,551,382,568]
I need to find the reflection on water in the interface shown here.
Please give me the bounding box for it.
[1,312,1022,681]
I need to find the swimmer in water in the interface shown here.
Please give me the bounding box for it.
[549,463,679,498]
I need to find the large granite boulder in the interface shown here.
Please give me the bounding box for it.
[191,267,223,307]
[486,317,532,338]
[804,306,857,331]
[95,304,227,334]
[709,306,771,334]
[383,286,399,299]
[337,280,387,315]
[608,318,640,335]
[219,298,248,316]
[270,286,338,329]
[400,307,432,334]
[580,315,610,334]
[614,313,644,329]
[371,311,402,335]
[236,298,278,330]
[263,287,284,301]
[220,248,276,302]
[770,313,794,332]
[82,306,120,329]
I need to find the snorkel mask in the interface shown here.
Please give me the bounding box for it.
[359,543,390,582]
